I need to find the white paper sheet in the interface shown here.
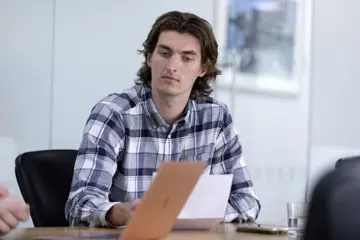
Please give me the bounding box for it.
[177,174,233,219]
[153,172,233,230]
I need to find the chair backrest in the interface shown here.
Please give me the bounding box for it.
[15,149,78,227]
[303,170,334,240]
[304,163,360,240]
[335,155,360,169]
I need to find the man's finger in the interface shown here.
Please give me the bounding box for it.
[8,200,30,222]
[133,199,141,205]
[132,199,141,210]
[0,218,10,236]
[0,186,9,198]
[15,204,30,221]
[1,212,19,229]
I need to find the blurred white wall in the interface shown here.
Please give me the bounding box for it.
[0,0,54,227]
[307,0,360,196]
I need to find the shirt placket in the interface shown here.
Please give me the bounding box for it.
[163,124,178,162]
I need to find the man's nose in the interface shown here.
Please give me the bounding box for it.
[165,55,181,72]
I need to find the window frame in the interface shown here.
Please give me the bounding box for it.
[212,0,313,98]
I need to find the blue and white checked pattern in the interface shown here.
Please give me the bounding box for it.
[65,84,260,227]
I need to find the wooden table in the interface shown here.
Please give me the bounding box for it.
[4,224,301,240]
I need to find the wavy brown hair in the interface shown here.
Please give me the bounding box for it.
[135,11,222,99]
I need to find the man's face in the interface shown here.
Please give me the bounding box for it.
[147,31,206,98]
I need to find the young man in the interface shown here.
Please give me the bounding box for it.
[65,11,260,227]
[0,185,29,236]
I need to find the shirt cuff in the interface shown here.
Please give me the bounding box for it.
[98,201,124,228]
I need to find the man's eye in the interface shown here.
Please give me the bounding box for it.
[183,57,193,62]
[159,51,169,57]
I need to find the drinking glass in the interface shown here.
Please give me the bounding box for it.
[287,202,308,229]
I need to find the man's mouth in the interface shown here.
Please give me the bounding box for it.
[162,75,179,81]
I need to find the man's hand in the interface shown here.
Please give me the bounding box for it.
[106,200,140,227]
[0,185,9,198]
[0,186,30,236]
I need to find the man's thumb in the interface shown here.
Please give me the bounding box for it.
[132,199,141,210]
[0,185,9,198]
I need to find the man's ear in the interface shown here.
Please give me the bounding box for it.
[199,65,207,77]
[147,54,152,67]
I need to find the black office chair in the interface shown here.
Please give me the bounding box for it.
[15,149,78,227]
[335,155,360,169]
[303,170,334,240]
[304,161,360,240]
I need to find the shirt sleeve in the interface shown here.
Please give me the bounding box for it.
[210,105,261,222]
[65,101,125,227]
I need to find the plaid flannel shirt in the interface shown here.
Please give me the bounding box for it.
[65,84,260,227]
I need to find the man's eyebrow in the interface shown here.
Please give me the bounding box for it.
[158,44,172,51]
[157,44,198,56]
[182,50,197,56]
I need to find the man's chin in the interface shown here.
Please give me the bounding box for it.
[156,86,181,96]
[161,90,180,97]
[152,85,189,98]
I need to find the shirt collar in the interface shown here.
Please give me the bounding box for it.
[141,85,193,129]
